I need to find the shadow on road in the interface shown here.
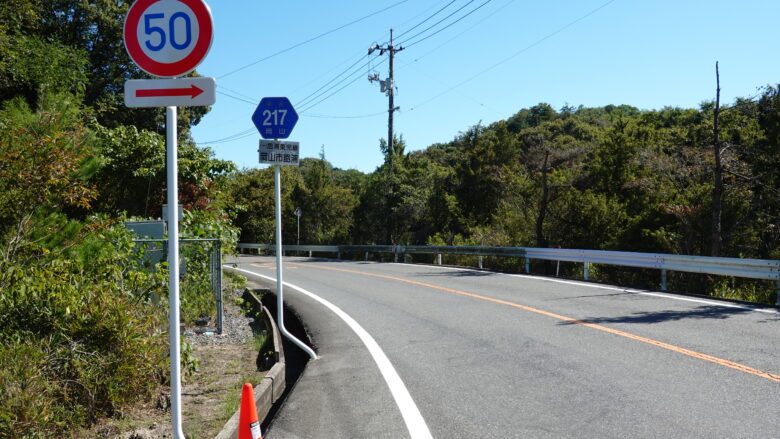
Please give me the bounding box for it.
[417,268,497,277]
[559,305,753,326]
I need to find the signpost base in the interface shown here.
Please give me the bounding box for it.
[274,165,317,360]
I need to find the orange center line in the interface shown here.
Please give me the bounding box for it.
[286,261,780,384]
[251,263,296,270]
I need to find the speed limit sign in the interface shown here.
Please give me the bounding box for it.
[123,0,213,77]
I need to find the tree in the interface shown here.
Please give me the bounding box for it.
[453,122,519,227]
[711,62,723,256]
[520,118,595,247]
[90,125,234,217]
[0,93,97,258]
[0,0,208,134]
[295,158,357,244]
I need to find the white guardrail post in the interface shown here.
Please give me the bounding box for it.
[776,281,780,306]
[661,269,668,291]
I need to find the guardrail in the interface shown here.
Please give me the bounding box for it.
[236,243,780,305]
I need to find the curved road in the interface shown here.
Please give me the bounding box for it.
[230,255,779,438]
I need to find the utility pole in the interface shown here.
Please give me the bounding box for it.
[369,29,403,157]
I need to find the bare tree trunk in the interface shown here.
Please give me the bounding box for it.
[711,61,723,256]
[536,150,550,248]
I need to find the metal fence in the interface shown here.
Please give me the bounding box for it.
[236,243,780,305]
[134,238,224,333]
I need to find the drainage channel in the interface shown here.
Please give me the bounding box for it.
[258,292,312,434]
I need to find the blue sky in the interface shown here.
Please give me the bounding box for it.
[189,0,780,173]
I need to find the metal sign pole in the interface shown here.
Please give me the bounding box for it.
[165,106,185,439]
[123,2,214,436]
[296,207,301,246]
[274,164,317,359]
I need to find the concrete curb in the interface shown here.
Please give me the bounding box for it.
[215,285,286,439]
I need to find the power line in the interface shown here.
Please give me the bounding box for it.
[407,0,617,112]
[288,5,443,104]
[197,127,256,145]
[399,0,515,69]
[199,61,389,146]
[291,2,489,119]
[219,85,258,102]
[302,110,387,119]
[297,1,494,131]
[216,0,408,79]
[397,0,476,47]
[403,0,493,49]
[295,55,372,108]
[289,51,367,96]
[200,55,387,145]
[394,0,458,40]
[298,58,388,114]
[217,90,257,106]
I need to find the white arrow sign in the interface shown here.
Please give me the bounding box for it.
[124,77,216,107]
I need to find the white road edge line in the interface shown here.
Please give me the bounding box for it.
[392,263,780,315]
[227,266,434,439]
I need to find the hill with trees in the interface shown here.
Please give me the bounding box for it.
[2,1,780,436]
[229,96,780,303]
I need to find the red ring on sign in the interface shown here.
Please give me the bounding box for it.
[124,0,213,77]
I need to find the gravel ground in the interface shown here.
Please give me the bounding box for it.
[184,288,260,347]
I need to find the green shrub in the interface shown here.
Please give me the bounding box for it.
[711,278,775,304]
[0,218,168,437]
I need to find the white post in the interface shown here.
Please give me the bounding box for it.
[775,280,779,306]
[274,165,317,359]
[166,106,185,439]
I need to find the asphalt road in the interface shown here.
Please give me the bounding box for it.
[229,255,780,439]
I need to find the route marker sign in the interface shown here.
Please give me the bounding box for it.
[123,0,214,78]
[125,77,215,107]
[252,97,299,139]
[258,139,300,166]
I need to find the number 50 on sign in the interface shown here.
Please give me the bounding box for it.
[124,0,213,78]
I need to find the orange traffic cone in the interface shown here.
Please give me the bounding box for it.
[238,382,262,439]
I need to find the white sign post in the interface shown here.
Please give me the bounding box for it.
[123,1,214,437]
[270,157,317,360]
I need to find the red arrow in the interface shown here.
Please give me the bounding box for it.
[136,84,204,99]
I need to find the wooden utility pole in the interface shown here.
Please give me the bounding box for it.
[369,29,403,157]
[712,61,723,257]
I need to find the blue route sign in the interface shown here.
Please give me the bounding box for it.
[252,97,299,139]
